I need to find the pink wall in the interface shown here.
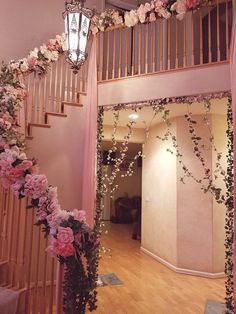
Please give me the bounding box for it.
[142,121,178,266]
[176,115,213,272]
[27,103,87,211]
[0,0,104,62]
[98,64,230,106]
[142,111,226,274]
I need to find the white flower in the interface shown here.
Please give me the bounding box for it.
[29,48,39,59]
[49,39,56,45]
[91,25,99,35]
[19,58,29,72]
[124,10,139,27]
[56,33,67,51]
[112,11,123,25]
[171,0,187,20]
[19,153,27,160]
[158,8,171,19]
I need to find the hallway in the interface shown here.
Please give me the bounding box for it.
[97,223,225,314]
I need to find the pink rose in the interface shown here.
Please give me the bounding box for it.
[57,227,74,244]
[28,57,38,68]
[73,209,86,222]
[48,239,75,257]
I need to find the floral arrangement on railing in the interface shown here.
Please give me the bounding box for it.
[9,34,66,76]
[91,0,211,34]
[0,34,99,314]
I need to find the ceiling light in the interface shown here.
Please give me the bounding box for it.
[128,113,139,120]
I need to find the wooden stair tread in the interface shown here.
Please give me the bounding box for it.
[45,112,67,117]
[28,123,51,128]
[25,135,34,140]
[61,101,83,107]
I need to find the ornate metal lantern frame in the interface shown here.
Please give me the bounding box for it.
[63,0,93,74]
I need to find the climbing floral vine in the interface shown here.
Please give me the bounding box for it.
[101,92,234,312]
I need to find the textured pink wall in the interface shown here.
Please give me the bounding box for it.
[142,111,226,273]
[27,104,87,211]
[0,0,104,62]
[176,115,213,272]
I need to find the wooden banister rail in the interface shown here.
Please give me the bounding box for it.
[0,185,56,314]
[97,0,233,82]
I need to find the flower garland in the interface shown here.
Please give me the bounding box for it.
[0,34,99,313]
[91,0,211,34]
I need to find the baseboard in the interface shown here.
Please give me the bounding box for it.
[140,247,225,279]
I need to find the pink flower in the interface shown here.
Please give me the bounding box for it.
[144,2,152,12]
[154,0,164,11]
[149,12,157,22]
[186,0,200,8]
[48,227,75,257]
[28,57,38,68]
[171,0,187,20]
[23,174,48,199]
[48,238,75,257]
[57,227,74,244]
[48,199,60,213]
[46,43,55,50]
[73,209,86,222]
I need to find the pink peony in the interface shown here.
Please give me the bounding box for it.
[57,227,74,244]
[23,174,48,199]
[73,209,86,222]
[48,238,75,257]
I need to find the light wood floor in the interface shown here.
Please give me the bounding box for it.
[96,222,225,314]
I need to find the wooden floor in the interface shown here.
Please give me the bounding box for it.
[96,222,225,314]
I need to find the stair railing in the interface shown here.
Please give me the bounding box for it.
[0,186,56,314]
[97,0,233,82]
[24,55,88,127]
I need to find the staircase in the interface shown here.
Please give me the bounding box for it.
[0,56,88,313]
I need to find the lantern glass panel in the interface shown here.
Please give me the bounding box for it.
[79,15,89,56]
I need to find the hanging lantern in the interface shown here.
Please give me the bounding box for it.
[63,0,93,74]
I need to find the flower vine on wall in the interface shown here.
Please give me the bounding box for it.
[0,34,99,313]
[102,92,234,312]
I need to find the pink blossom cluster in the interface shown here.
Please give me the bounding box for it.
[0,147,33,188]
[23,174,48,199]
[49,227,75,257]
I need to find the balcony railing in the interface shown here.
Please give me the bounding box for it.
[97,0,233,82]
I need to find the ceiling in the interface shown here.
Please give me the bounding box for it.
[103,98,228,129]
